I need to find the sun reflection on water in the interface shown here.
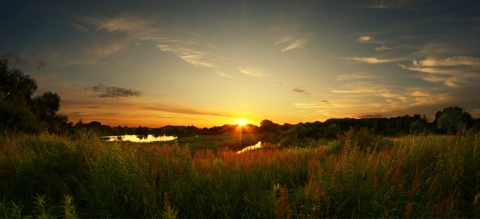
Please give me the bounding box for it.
[236,141,262,154]
[101,135,177,143]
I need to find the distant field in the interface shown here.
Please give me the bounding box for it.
[1,132,479,218]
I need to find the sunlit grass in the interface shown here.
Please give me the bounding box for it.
[1,132,479,217]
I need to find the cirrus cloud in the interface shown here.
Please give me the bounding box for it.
[238,67,271,79]
[350,56,399,64]
[82,15,223,70]
[415,56,480,67]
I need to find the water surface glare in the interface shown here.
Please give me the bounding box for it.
[236,141,262,154]
[101,135,177,143]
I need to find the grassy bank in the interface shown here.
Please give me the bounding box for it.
[1,132,479,218]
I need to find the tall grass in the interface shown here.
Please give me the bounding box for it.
[0,131,479,217]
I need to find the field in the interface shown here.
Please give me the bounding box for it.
[1,131,480,218]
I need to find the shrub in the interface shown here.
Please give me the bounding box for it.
[326,140,342,154]
[0,101,47,134]
[337,127,391,152]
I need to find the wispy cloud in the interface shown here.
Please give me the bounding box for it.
[1,52,27,64]
[400,56,480,87]
[405,88,452,107]
[337,72,376,80]
[157,44,217,68]
[87,40,129,58]
[350,56,399,64]
[2,52,46,69]
[36,60,46,69]
[380,91,408,102]
[330,81,383,95]
[31,38,130,67]
[330,81,411,105]
[399,64,456,75]
[292,87,311,95]
[215,69,233,78]
[293,103,325,109]
[444,81,460,88]
[415,56,480,67]
[356,35,373,43]
[365,0,414,9]
[413,42,472,57]
[239,67,270,79]
[141,105,230,117]
[375,45,402,51]
[331,88,376,94]
[86,16,149,33]
[140,104,231,117]
[82,15,222,70]
[89,84,141,98]
[355,35,383,44]
[270,14,312,52]
[280,38,310,52]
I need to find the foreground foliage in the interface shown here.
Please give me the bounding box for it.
[1,132,479,218]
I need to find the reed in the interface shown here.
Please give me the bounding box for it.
[0,131,479,217]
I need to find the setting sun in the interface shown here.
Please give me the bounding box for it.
[236,118,249,126]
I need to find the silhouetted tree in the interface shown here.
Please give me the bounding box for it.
[259,119,281,142]
[326,123,342,138]
[0,59,37,105]
[0,100,46,133]
[31,91,60,121]
[410,120,428,134]
[0,59,68,134]
[259,120,278,133]
[434,106,472,134]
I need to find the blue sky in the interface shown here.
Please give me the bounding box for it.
[1,0,479,127]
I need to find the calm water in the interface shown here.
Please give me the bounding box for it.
[101,134,177,143]
[236,141,262,154]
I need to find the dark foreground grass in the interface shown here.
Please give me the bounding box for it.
[1,132,479,218]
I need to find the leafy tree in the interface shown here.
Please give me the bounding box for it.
[434,106,472,134]
[0,101,46,133]
[31,91,60,121]
[259,119,278,133]
[0,59,37,105]
[293,123,307,138]
[47,114,70,135]
[410,120,427,134]
[259,119,281,143]
[0,59,66,134]
[325,123,341,138]
[280,124,306,139]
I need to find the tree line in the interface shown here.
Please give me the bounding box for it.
[1,58,479,140]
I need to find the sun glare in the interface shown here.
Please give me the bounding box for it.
[236,118,248,126]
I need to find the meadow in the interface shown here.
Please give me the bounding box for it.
[1,131,480,218]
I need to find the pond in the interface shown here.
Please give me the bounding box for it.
[100,134,177,143]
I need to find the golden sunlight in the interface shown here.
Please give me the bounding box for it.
[236,118,249,126]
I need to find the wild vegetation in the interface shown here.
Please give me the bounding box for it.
[2,58,480,217]
[1,131,480,218]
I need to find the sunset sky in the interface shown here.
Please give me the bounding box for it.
[1,0,479,127]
